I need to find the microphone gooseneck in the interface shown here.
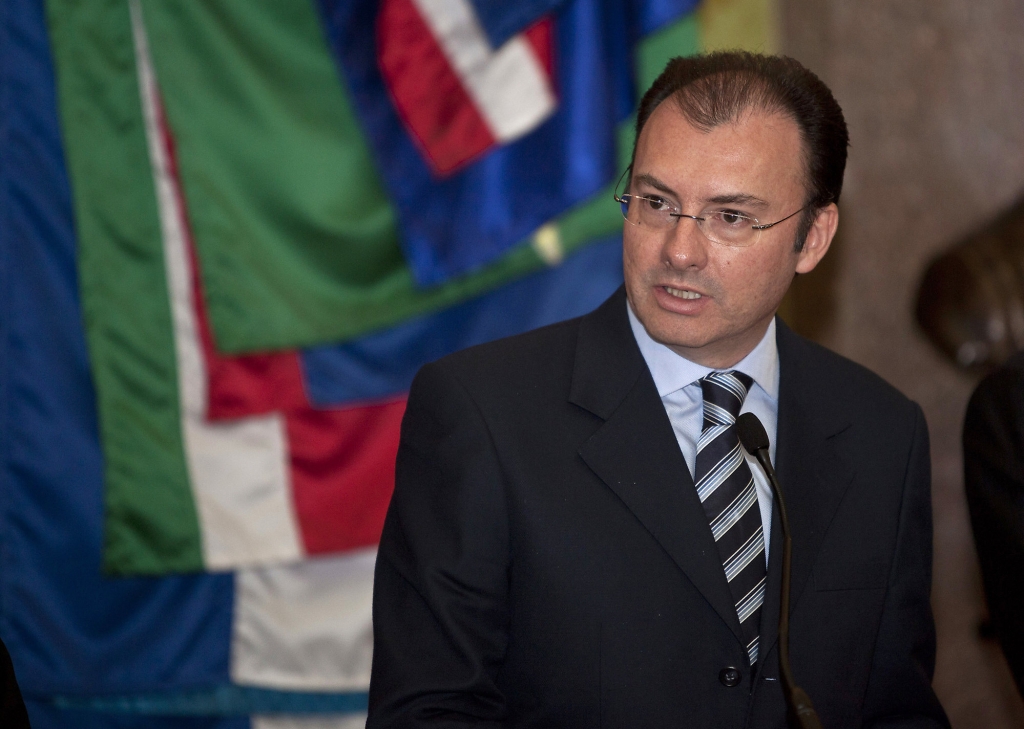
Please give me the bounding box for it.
[736,413,823,729]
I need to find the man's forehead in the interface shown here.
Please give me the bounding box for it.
[633,103,807,200]
[641,101,800,148]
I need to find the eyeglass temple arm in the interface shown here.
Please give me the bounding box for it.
[751,206,809,230]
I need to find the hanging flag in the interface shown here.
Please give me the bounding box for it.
[117,0,688,357]
[119,0,566,357]
[43,0,705,578]
[45,0,632,576]
[377,0,557,175]
[320,0,700,287]
[123,18,625,572]
[99,3,400,573]
[2,4,373,724]
[0,2,605,719]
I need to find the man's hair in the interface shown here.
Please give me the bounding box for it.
[633,52,849,248]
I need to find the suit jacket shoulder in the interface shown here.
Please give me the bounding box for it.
[431,295,920,430]
[415,288,646,427]
[776,319,919,425]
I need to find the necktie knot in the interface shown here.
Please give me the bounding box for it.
[699,370,753,421]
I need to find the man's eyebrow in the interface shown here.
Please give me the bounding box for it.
[705,193,770,208]
[631,173,676,196]
[632,175,770,209]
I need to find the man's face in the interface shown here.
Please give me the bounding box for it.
[623,103,836,368]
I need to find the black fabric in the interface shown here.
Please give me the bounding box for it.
[368,287,949,728]
[963,350,1024,697]
[0,637,29,728]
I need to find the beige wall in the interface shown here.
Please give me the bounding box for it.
[779,1,1024,726]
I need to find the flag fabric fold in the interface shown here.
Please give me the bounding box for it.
[301,235,623,407]
[467,0,568,46]
[138,0,560,355]
[377,0,557,176]
[49,0,640,577]
[321,0,698,286]
[2,5,375,724]
[2,0,235,699]
[109,1,400,573]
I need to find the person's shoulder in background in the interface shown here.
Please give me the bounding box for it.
[963,348,1024,697]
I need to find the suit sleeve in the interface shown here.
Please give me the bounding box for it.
[862,404,950,728]
[367,362,510,728]
[963,364,1024,694]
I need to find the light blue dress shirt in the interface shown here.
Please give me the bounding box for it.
[627,303,779,563]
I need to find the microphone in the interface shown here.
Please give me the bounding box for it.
[736,413,823,729]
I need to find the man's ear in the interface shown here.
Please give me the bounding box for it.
[795,203,838,275]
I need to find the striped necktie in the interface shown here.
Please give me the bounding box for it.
[693,371,766,666]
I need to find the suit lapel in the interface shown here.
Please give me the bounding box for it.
[759,320,856,663]
[571,290,744,642]
[567,298,858,664]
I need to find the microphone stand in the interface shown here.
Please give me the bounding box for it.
[737,413,823,729]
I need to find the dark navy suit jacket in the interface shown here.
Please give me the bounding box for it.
[369,288,948,728]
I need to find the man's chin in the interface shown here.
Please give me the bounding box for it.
[642,319,715,354]
[640,314,762,368]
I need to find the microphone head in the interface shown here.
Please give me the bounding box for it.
[736,412,770,454]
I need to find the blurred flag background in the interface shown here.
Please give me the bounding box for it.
[0,0,776,725]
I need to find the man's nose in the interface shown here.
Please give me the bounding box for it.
[662,216,710,269]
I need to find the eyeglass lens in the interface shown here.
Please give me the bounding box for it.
[619,195,759,247]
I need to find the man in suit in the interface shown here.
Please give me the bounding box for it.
[964,350,1024,696]
[368,52,948,728]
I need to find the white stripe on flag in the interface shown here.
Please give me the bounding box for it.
[412,0,556,142]
[131,0,303,570]
[252,715,368,729]
[232,548,377,691]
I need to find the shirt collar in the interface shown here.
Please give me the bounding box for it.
[627,300,780,400]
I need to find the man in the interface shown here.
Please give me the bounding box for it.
[369,52,949,728]
[964,350,1024,696]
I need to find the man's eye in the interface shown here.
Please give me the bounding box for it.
[717,211,747,225]
[644,197,672,212]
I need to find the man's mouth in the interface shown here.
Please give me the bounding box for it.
[664,286,702,300]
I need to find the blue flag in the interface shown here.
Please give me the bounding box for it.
[317,0,696,286]
[0,0,236,705]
